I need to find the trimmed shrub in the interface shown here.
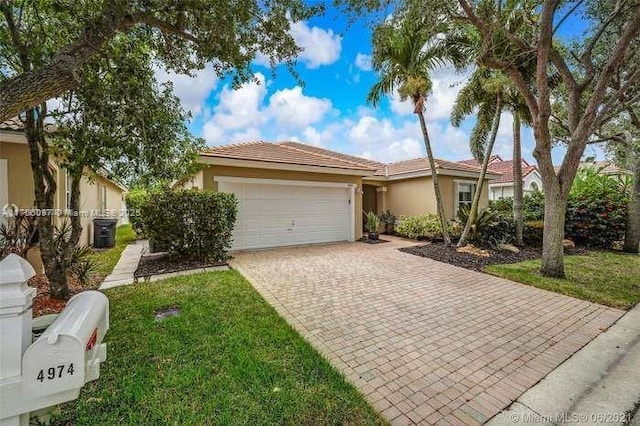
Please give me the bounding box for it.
[564,167,630,248]
[139,189,238,261]
[565,196,628,248]
[488,190,545,221]
[395,213,443,240]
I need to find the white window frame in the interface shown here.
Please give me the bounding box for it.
[454,179,477,219]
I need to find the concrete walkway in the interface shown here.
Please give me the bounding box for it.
[230,237,623,425]
[99,240,146,290]
[488,304,640,425]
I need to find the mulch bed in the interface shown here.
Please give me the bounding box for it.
[358,237,390,244]
[134,253,227,278]
[400,242,544,271]
[29,274,88,317]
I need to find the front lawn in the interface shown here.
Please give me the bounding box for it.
[485,250,640,310]
[89,223,137,282]
[59,271,384,425]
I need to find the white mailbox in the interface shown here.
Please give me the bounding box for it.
[22,291,109,398]
[0,254,109,426]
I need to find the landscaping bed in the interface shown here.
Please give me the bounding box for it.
[58,271,384,425]
[400,241,543,271]
[134,253,227,278]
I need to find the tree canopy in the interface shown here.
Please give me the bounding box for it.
[0,0,320,121]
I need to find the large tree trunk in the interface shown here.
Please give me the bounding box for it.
[512,111,524,246]
[623,150,640,253]
[24,107,70,299]
[458,93,503,247]
[416,104,451,246]
[540,186,567,278]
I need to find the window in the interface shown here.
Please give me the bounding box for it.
[530,181,539,191]
[455,181,476,218]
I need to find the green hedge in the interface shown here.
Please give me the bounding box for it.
[565,196,628,248]
[125,188,149,237]
[138,189,238,261]
[395,213,444,239]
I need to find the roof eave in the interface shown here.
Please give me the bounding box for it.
[199,155,376,176]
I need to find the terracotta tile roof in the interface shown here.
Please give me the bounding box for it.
[0,117,57,132]
[457,158,537,184]
[0,117,26,131]
[278,141,385,170]
[379,157,498,177]
[201,141,378,171]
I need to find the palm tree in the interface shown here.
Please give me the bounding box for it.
[367,17,467,246]
[451,68,530,247]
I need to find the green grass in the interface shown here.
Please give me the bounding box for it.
[88,224,137,282]
[59,271,384,425]
[485,250,640,310]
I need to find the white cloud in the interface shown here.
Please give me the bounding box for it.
[254,20,342,69]
[387,66,471,122]
[154,65,218,116]
[267,87,332,128]
[355,53,372,71]
[202,73,334,145]
[291,21,342,68]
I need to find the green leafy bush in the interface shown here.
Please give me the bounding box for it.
[364,211,381,235]
[139,189,238,261]
[488,190,545,221]
[523,220,544,246]
[457,205,514,248]
[395,213,443,239]
[125,188,150,237]
[565,196,628,248]
[565,167,630,248]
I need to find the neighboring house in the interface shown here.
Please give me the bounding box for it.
[1,119,128,268]
[178,141,500,251]
[458,155,542,200]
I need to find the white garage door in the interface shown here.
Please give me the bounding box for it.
[217,178,354,251]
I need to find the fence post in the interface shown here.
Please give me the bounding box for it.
[0,254,36,426]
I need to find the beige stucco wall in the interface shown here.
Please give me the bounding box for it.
[202,165,365,239]
[56,171,126,246]
[384,175,491,221]
[1,138,126,254]
[0,140,38,208]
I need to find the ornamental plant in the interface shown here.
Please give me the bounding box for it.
[139,189,238,261]
[395,213,444,240]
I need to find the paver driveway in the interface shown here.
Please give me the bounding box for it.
[230,237,623,425]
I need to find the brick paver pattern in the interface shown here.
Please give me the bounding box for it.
[230,237,623,425]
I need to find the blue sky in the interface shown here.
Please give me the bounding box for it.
[154,5,605,166]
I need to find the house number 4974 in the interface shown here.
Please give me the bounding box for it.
[36,364,74,382]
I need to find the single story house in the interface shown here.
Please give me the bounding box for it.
[179,141,500,251]
[1,118,128,269]
[458,155,542,200]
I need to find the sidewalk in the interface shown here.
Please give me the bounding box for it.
[99,240,147,290]
[488,303,640,425]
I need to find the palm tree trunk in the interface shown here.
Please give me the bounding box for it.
[512,111,524,246]
[458,93,503,247]
[416,108,451,246]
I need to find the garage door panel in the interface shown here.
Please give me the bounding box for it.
[219,180,352,251]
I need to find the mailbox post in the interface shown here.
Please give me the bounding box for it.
[0,254,109,425]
